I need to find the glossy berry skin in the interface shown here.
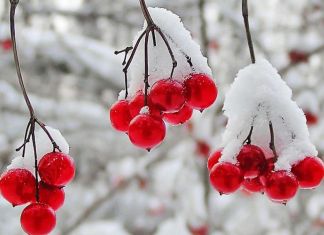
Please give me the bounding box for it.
[0,169,35,206]
[38,152,75,187]
[128,114,166,150]
[21,203,56,235]
[265,170,299,202]
[237,145,267,178]
[291,157,324,189]
[184,74,217,111]
[37,182,65,211]
[242,177,264,193]
[162,104,193,125]
[209,162,243,194]
[207,149,222,171]
[150,79,185,113]
[110,100,132,132]
[128,91,161,117]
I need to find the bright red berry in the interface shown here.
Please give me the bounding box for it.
[162,104,193,125]
[128,114,166,150]
[150,79,185,112]
[304,111,318,126]
[0,169,35,206]
[265,170,299,202]
[291,157,324,189]
[1,39,12,51]
[259,158,276,186]
[237,145,267,178]
[209,162,243,194]
[128,91,161,117]
[21,203,56,235]
[110,100,132,132]
[242,177,264,193]
[207,149,222,171]
[184,74,217,111]
[38,182,65,211]
[38,152,75,187]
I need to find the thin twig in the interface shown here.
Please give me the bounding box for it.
[269,121,278,160]
[242,0,256,63]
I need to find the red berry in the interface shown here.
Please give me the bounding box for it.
[265,170,299,202]
[128,91,161,117]
[0,169,35,206]
[291,157,324,189]
[1,39,12,51]
[237,145,267,178]
[207,149,222,171]
[259,158,276,186]
[305,111,318,126]
[150,79,185,112]
[289,50,309,64]
[38,152,75,187]
[196,141,211,158]
[21,203,56,235]
[184,74,217,111]
[189,225,208,235]
[110,100,132,132]
[38,182,65,211]
[209,162,243,194]
[162,104,193,125]
[128,114,166,150]
[242,177,264,193]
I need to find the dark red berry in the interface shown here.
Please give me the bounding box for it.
[304,111,318,126]
[162,104,193,125]
[196,141,211,158]
[189,225,208,235]
[0,169,35,206]
[291,157,324,189]
[289,50,309,64]
[38,182,65,211]
[21,203,56,235]
[128,114,166,150]
[128,91,161,117]
[207,149,222,171]
[242,177,264,193]
[110,100,132,132]
[38,152,75,187]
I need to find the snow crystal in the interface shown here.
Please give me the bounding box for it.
[140,106,150,114]
[221,59,317,170]
[127,7,213,96]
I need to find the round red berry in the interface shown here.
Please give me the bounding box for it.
[0,169,35,206]
[209,162,243,194]
[128,91,161,117]
[237,145,266,178]
[265,170,299,202]
[162,104,193,125]
[21,203,56,235]
[207,149,222,171]
[242,177,264,193]
[150,79,185,113]
[38,152,75,187]
[188,225,208,235]
[128,114,166,150]
[110,100,132,132]
[184,74,217,111]
[37,182,65,211]
[304,111,318,126]
[291,157,324,189]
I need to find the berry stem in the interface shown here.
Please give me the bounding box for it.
[31,123,40,202]
[269,121,278,160]
[242,0,256,64]
[144,29,151,106]
[243,125,254,145]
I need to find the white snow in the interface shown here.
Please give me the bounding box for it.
[220,59,317,170]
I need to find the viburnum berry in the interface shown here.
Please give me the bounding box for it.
[207,149,222,171]
[188,225,208,235]
[196,141,211,158]
[291,157,324,189]
[304,111,318,126]
[1,38,12,51]
[237,145,267,178]
[162,104,193,125]
[21,203,56,235]
[184,73,217,111]
[0,169,35,206]
[128,114,166,150]
[150,79,185,113]
[259,158,276,186]
[209,162,243,194]
[265,170,299,202]
[38,152,75,187]
[110,100,132,132]
[37,182,65,211]
[128,91,161,117]
[242,177,264,193]
[289,50,309,64]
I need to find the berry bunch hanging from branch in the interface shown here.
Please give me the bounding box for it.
[110,0,218,151]
[208,0,324,204]
[0,1,76,234]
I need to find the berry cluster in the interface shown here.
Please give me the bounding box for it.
[110,73,217,150]
[208,145,324,203]
[0,152,75,234]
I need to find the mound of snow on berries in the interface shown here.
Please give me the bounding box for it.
[123,7,212,98]
[221,59,317,170]
[8,126,69,174]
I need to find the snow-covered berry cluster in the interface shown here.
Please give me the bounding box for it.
[0,127,75,235]
[110,8,217,151]
[208,59,324,203]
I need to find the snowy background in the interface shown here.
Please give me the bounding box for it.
[0,0,324,234]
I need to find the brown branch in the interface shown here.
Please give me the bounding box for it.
[198,0,209,58]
